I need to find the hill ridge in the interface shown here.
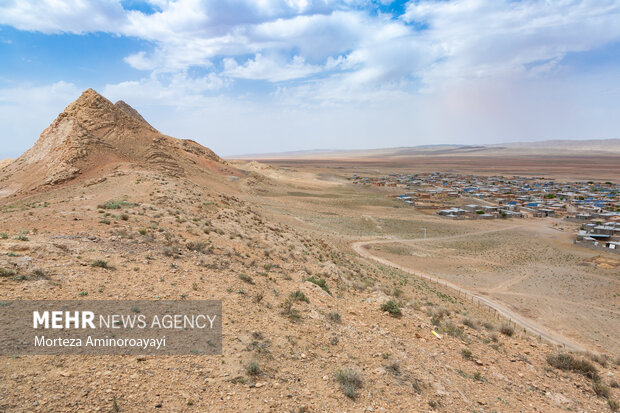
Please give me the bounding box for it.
[0,88,225,197]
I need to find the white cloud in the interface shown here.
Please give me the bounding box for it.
[102,72,229,111]
[3,0,619,92]
[403,0,620,88]
[223,54,322,81]
[0,0,126,34]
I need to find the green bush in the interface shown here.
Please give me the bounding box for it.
[305,276,330,294]
[289,290,309,303]
[246,361,260,376]
[381,300,402,317]
[97,200,137,210]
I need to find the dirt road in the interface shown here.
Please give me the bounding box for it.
[352,232,587,352]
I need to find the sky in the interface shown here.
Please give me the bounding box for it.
[0,0,619,158]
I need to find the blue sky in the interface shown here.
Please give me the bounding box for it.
[0,0,619,158]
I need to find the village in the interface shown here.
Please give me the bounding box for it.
[349,172,620,253]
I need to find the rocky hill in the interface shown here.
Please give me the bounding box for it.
[0,89,227,198]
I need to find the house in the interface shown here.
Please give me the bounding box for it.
[438,208,465,216]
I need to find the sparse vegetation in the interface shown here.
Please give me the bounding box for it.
[30,268,49,280]
[289,290,309,303]
[281,299,301,321]
[238,273,254,284]
[381,300,402,317]
[162,245,180,257]
[483,321,495,330]
[547,353,599,380]
[441,322,464,338]
[587,352,609,367]
[335,368,362,399]
[91,260,111,269]
[245,361,260,376]
[385,361,400,376]
[305,276,331,294]
[500,324,514,337]
[462,317,478,330]
[593,380,611,399]
[186,241,206,252]
[327,312,341,323]
[98,200,137,210]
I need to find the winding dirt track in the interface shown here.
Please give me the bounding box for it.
[352,230,586,352]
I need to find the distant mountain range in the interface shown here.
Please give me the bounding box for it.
[231,139,620,159]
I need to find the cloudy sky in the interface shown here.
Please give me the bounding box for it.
[0,0,619,157]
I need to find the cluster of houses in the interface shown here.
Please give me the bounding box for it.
[350,172,618,216]
[349,173,619,251]
[574,221,620,252]
[436,204,525,219]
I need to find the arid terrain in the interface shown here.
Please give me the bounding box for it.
[0,90,619,412]
[238,140,620,181]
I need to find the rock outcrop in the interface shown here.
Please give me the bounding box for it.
[0,89,224,197]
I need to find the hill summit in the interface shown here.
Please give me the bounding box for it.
[0,88,224,197]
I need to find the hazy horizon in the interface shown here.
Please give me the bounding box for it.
[227,137,620,158]
[1,0,619,158]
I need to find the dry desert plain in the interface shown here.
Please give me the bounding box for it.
[0,90,619,412]
[249,155,620,355]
